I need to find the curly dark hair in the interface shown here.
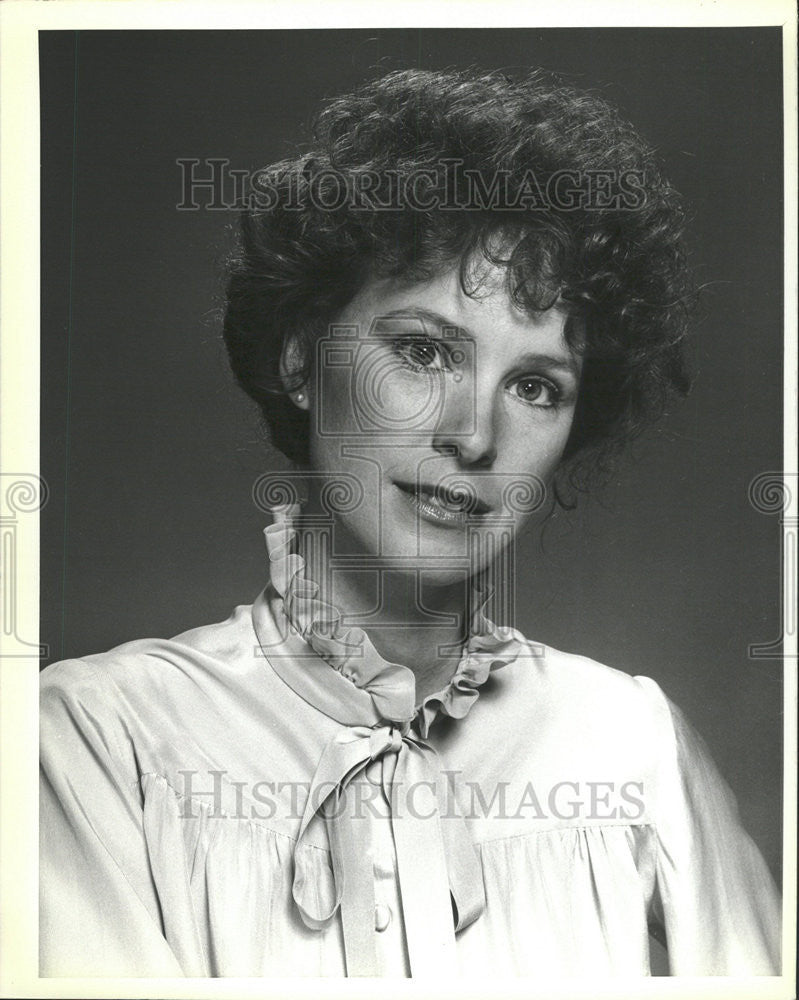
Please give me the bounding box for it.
[223,67,693,493]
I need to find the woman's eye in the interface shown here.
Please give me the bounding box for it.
[511,375,560,407]
[393,337,448,372]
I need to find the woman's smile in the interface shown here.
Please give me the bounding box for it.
[392,477,490,526]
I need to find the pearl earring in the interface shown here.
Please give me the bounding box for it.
[294,392,305,403]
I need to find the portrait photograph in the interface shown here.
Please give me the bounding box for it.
[0,2,795,998]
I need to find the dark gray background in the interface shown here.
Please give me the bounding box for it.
[40,28,784,880]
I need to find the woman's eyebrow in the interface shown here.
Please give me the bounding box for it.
[373,307,581,378]
[515,353,582,379]
[372,307,465,335]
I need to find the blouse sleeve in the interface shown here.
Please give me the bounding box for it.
[635,675,781,975]
[40,658,184,977]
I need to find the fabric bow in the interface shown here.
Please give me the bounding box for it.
[292,723,485,977]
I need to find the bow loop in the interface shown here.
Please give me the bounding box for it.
[291,723,485,976]
[369,724,404,758]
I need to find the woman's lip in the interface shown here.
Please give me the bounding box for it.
[393,482,468,526]
[392,480,489,525]
[392,479,490,513]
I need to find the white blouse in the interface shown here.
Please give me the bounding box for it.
[39,513,781,978]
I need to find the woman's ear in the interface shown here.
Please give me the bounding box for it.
[279,334,311,412]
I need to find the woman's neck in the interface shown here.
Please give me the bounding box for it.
[297,518,470,702]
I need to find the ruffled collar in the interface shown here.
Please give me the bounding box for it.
[261,503,524,738]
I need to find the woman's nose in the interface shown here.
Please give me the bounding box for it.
[431,381,498,468]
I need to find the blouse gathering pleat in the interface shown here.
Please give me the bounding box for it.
[137,767,665,977]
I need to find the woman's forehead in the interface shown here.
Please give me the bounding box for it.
[344,261,555,322]
[339,263,578,355]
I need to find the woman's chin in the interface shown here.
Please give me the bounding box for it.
[365,528,495,587]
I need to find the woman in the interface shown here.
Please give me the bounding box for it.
[40,68,781,978]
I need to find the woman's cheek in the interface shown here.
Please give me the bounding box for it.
[372,371,446,436]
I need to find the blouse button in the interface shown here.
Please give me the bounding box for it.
[374,903,392,932]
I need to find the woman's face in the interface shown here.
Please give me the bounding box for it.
[302,261,582,584]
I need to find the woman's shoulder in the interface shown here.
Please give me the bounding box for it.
[39,599,264,724]
[479,635,682,768]
[504,634,673,718]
